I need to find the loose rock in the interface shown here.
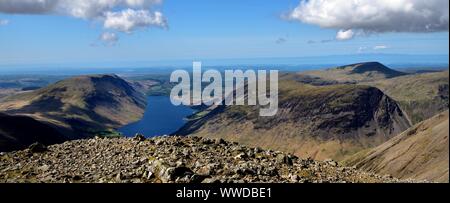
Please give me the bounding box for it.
[28,143,48,153]
[0,136,423,183]
[133,133,146,142]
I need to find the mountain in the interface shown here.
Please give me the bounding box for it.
[0,113,66,152]
[344,111,449,183]
[363,70,449,124]
[124,74,175,96]
[292,63,448,124]
[177,80,411,161]
[0,136,416,183]
[0,74,146,142]
[297,62,408,84]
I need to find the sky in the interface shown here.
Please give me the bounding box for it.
[0,0,448,69]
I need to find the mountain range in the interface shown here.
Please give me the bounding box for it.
[0,62,448,182]
[298,62,407,84]
[177,80,412,161]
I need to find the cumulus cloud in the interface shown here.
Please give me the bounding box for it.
[104,9,167,33]
[336,29,354,41]
[0,19,9,26]
[57,0,163,20]
[0,0,58,14]
[288,0,449,40]
[0,0,163,16]
[0,0,167,41]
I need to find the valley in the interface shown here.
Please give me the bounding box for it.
[0,75,147,151]
[118,96,196,137]
[0,0,448,198]
[177,80,412,161]
[0,62,448,183]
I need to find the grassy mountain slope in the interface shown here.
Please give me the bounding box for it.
[363,70,449,124]
[0,74,146,139]
[124,74,174,96]
[0,113,67,152]
[344,111,449,183]
[177,80,411,161]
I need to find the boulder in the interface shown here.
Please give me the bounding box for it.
[28,143,48,153]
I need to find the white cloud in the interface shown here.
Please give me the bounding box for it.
[57,0,163,20]
[288,0,449,40]
[0,19,9,26]
[0,0,167,41]
[99,32,119,45]
[104,9,167,33]
[336,29,354,40]
[374,45,388,50]
[0,0,163,16]
[0,0,58,14]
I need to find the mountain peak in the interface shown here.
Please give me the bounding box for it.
[299,62,408,84]
[336,62,406,78]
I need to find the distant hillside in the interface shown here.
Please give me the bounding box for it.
[363,70,449,124]
[0,75,146,141]
[0,113,66,152]
[177,81,411,161]
[297,62,407,84]
[127,76,174,96]
[345,111,449,183]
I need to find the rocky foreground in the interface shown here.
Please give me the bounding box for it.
[0,136,419,183]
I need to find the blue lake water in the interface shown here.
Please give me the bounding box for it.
[118,96,196,138]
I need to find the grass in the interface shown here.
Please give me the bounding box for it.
[364,71,449,101]
[364,70,449,124]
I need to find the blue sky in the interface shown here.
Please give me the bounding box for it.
[0,0,448,68]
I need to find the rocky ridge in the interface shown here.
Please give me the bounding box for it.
[0,136,421,183]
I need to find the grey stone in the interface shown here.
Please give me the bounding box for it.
[215,138,227,145]
[276,154,293,166]
[133,133,146,142]
[28,143,48,153]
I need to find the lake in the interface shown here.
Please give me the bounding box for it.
[118,96,196,138]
